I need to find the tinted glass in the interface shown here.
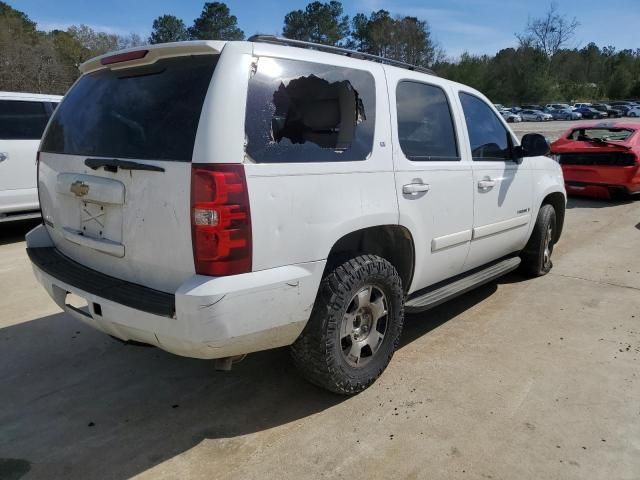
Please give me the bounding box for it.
[0,100,51,140]
[41,55,217,161]
[396,81,458,161]
[459,92,511,161]
[245,57,375,163]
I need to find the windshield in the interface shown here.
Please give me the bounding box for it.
[568,128,634,142]
[41,55,218,162]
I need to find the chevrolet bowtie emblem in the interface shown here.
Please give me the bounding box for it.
[70,180,89,197]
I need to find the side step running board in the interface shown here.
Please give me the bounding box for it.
[405,257,521,313]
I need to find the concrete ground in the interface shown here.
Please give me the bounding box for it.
[1,121,640,480]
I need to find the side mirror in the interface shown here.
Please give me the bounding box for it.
[515,133,550,159]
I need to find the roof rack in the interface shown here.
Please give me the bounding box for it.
[247,35,436,76]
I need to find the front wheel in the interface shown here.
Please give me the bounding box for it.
[536,116,542,121]
[520,204,557,277]
[291,255,404,395]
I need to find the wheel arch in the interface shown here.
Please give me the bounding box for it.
[541,191,566,242]
[324,225,415,293]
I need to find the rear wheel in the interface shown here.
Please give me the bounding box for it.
[291,255,404,395]
[520,204,556,277]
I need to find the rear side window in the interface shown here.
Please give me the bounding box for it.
[41,55,217,161]
[459,92,512,161]
[396,81,459,161]
[245,57,375,163]
[0,100,51,140]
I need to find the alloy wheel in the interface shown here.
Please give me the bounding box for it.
[340,285,389,368]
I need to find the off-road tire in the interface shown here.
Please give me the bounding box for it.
[520,204,556,277]
[291,255,404,395]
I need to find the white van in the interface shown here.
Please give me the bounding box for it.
[0,92,61,222]
[28,38,565,394]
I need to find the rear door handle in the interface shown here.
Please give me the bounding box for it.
[402,183,431,195]
[0,152,7,162]
[478,178,496,190]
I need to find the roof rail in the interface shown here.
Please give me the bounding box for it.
[247,35,436,76]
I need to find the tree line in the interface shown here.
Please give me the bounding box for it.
[1,0,639,103]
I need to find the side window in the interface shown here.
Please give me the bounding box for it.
[245,57,375,163]
[396,81,459,161]
[459,92,512,161]
[0,100,51,140]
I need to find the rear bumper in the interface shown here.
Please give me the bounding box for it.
[562,165,640,196]
[27,224,325,359]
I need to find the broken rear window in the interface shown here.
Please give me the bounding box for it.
[567,128,634,142]
[244,57,375,163]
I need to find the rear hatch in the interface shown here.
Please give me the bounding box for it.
[38,46,220,293]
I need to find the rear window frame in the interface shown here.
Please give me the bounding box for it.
[40,54,218,162]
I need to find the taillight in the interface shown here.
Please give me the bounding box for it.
[191,164,252,276]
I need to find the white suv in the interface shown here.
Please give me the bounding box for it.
[27,38,566,394]
[0,92,61,222]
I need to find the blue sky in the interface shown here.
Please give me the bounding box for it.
[10,0,640,58]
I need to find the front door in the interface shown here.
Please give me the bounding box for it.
[386,70,474,293]
[456,91,533,271]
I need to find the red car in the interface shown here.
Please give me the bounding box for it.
[551,122,640,199]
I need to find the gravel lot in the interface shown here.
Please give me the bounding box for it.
[511,116,640,141]
[1,139,639,479]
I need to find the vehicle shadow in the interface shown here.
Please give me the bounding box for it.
[0,219,40,246]
[0,280,503,480]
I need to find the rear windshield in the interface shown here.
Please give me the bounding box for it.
[41,55,217,162]
[567,128,634,142]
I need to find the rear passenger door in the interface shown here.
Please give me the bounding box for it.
[455,90,533,271]
[386,70,474,293]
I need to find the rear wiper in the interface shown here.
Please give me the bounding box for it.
[85,158,165,173]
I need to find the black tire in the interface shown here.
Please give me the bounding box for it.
[520,204,556,277]
[291,255,404,395]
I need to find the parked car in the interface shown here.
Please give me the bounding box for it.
[27,37,566,394]
[0,92,61,222]
[592,104,622,118]
[548,108,582,120]
[499,109,522,123]
[521,104,544,111]
[520,109,554,121]
[545,103,571,111]
[551,123,639,199]
[572,107,606,119]
[612,104,632,116]
[609,101,634,108]
[573,103,592,109]
[628,106,640,117]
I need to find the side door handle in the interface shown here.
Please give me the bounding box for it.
[478,177,496,191]
[402,183,431,195]
[0,152,7,162]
